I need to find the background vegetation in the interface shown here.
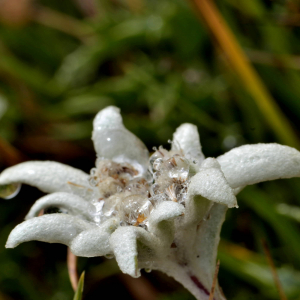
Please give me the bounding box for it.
[0,0,300,299]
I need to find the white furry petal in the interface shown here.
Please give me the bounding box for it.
[70,218,119,257]
[182,158,236,227]
[217,143,300,189]
[194,203,227,287]
[188,158,237,208]
[92,106,149,173]
[6,214,94,248]
[149,201,184,225]
[25,192,96,221]
[171,123,205,163]
[148,201,184,242]
[179,203,227,300]
[0,161,90,199]
[110,226,159,277]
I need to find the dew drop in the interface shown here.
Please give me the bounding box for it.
[0,183,21,200]
[90,168,97,176]
[88,176,98,187]
[145,170,153,183]
[150,183,160,196]
[145,268,152,273]
[105,253,114,259]
[167,139,172,144]
[153,158,163,171]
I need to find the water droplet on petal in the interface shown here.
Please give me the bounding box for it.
[145,268,152,273]
[88,176,98,187]
[0,183,21,200]
[150,183,160,196]
[153,158,163,171]
[139,223,148,230]
[105,253,114,259]
[145,170,153,183]
[90,168,97,176]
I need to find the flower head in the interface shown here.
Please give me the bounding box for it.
[1,106,300,300]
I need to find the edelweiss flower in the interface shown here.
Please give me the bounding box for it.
[1,106,300,300]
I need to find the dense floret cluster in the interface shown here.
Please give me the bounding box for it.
[88,146,193,228]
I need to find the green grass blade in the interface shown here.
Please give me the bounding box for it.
[219,241,300,298]
[73,271,85,300]
[240,187,300,266]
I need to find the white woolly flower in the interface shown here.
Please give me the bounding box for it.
[1,106,300,300]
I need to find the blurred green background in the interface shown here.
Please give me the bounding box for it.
[1,0,300,299]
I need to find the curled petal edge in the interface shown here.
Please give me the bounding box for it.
[6,214,94,249]
[92,106,149,174]
[70,218,119,257]
[0,161,90,200]
[148,201,185,243]
[109,226,160,278]
[184,158,237,226]
[217,143,300,189]
[25,192,96,221]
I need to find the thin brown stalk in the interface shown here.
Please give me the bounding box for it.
[261,239,287,300]
[209,260,220,300]
[67,248,79,292]
[38,209,44,217]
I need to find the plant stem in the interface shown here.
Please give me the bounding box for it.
[155,261,226,300]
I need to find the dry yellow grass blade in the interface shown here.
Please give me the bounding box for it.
[190,0,300,148]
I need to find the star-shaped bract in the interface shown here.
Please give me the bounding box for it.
[1,106,300,300]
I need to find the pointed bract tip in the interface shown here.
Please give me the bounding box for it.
[5,240,16,249]
[93,106,123,132]
[172,123,205,163]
